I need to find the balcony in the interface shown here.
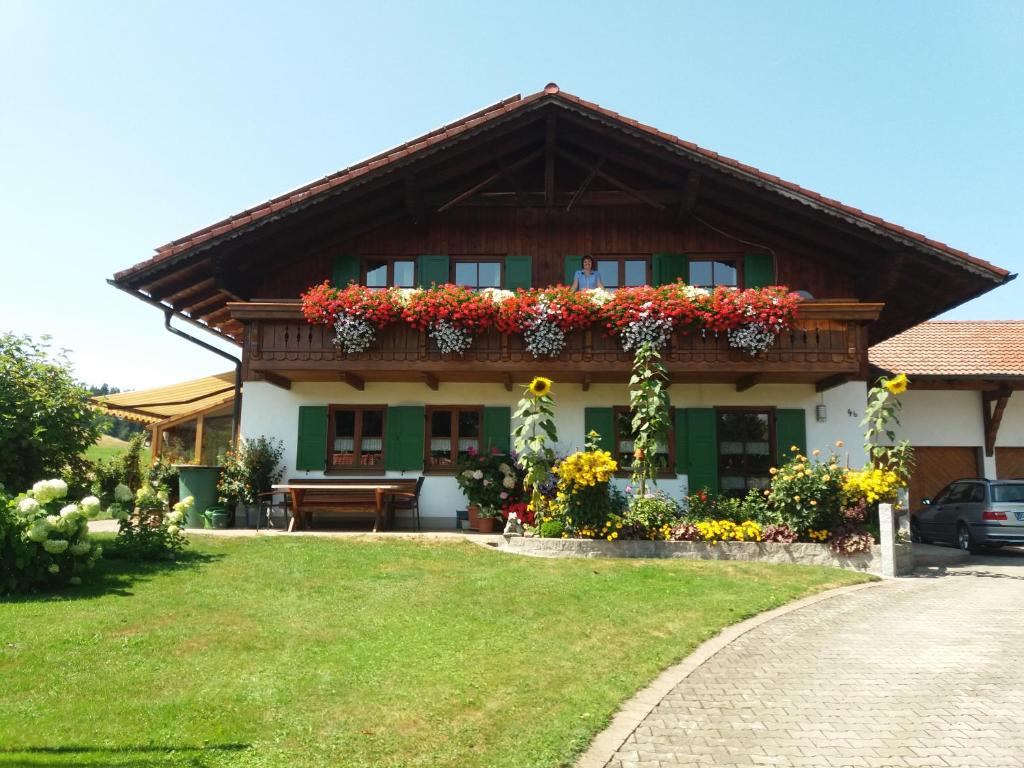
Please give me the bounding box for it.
[228,300,882,390]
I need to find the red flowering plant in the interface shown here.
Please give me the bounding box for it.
[704,286,802,355]
[495,287,598,358]
[598,284,705,351]
[402,284,499,355]
[500,502,534,526]
[300,282,403,353]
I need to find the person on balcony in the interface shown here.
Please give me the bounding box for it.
[571,255,605,291]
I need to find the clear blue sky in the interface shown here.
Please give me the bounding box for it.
[1,0,1021,390]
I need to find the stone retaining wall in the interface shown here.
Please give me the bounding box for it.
[499,536,914,576]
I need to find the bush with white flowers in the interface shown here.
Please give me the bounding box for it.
[109,485,190,562]
[0,477,104,593]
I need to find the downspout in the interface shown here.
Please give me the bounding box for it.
[163,309,243,443]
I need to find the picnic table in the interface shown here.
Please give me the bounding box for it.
[272,482,402,533]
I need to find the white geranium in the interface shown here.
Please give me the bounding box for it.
[498,463,511,474]
[502,475,516,489]
[682,285,710,300]
[32,479,68,504]
[394,287,422,306]
[480,287,515,304]
[586,288,615,306]
[113,484,133,503]
[43,539,69,555]
[472,469,484,480]
[461,470,476,479]
[80,496,101,516]
[17,497,40,516]
[429,320,473,355]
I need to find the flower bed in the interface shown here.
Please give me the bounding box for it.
[499,536,914,576]
[300,282,801,355]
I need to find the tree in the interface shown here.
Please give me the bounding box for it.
[0,333,100,492]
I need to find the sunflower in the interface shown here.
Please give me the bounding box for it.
[883,373,909,395]
[528,377,553,397]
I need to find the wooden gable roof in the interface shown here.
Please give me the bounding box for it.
[111,83,1014,344]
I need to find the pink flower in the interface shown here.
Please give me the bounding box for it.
[500,491,508,500]
[467,446,478,457]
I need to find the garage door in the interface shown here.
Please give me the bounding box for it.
[908,446,980,506]
[996,447,1024,479]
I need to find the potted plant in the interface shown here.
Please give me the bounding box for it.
[476,506,502,534]
[455,448,520,532]
[217,437,284,527]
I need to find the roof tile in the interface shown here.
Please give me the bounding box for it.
[869,321,1024,378]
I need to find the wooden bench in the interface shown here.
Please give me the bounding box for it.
[277,479,420,533]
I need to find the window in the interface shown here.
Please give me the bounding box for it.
[717,409,774,496]
[613,406,674,475]
[328,405,386,470]
[689,258,739,288]
[453,259,501,290]
[426,406,481,469]
[595,256,647,289]
[364,258,416,289]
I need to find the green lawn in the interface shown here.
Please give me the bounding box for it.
[0,536,870,767]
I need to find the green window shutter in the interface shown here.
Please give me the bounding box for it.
[332,255,360,288]
[683,408,718,494]
[743,253,775,289]
[652,253,688,286]
[385,406,425,471]
[563,255,583,286]
[674,408,687,475]
[774,409,807,465]
[482,406,512,455]
[417,255,450,288]
[296,406,328,471]
[504,256,532,291]
[584,407,615,454]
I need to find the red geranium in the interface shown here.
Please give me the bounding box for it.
[401,284,498,333]
[495,286,597,334]
[300,282,402,329]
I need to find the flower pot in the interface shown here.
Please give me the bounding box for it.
[467,504,480,531]
[477,516,496,534]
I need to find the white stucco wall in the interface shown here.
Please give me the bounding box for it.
[239,379,869,525]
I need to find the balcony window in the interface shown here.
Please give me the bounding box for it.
[596,257,648,289]
[689,259,738,288]
[328,405,386,470]
[365,259,416,289]
[453,260,502,290]
[717,409,774,497]
[426,406,481,469]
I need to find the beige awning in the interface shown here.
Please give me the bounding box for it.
[93,372,236,425]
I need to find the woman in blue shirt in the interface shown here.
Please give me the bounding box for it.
[570,255,605,291]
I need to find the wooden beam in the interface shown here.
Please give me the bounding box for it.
[422,372,439,391]
[566,156,604,213]
[341,372,365,391]
[983,387,1012,456]
[503,373,513,392]
[816,374,851,393]
[581,375,591,392]
[735,374,759,392]
[907,379,1024,391]
[259,371,291,390]
[545,113,557,206]
[557,147,665,209]
[493,152,531,208]
[678,171,701,218]
[437,147,544,213]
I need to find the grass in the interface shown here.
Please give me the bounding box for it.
[0,536,871,768]
[83,435,151,465]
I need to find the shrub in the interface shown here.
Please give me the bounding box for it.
[550,448,619,537]
[669,522,700,541]
[761,524,798,543]
[829,524,874,555]
[455,449,522,512]
[622,492,681,540]
[766,447,844,533]
[89,431,148,505]
[218,436,285,507]
[537,518,565,539]
[684,489,742,522]
[109,491,191,561]
[0,478,104,594]
[0,334,101,491]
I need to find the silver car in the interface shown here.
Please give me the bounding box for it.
[911,478,1024,553]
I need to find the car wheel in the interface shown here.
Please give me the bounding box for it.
[910,518,925,544]
[957,523,980,554]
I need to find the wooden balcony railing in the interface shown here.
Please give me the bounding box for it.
[228,300,882,387]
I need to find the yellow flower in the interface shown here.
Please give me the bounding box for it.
[884,373,909,396]
[822,474,831,482]
[769,467,778,475]
[528,376,553,397]
[810,500,817,506]
[790,445,799,452]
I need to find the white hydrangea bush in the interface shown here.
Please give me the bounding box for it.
[1,478,105,592]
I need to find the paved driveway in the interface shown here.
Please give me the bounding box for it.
[604,551,1024,768]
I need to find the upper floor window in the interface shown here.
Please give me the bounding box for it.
[718,408,773,497]
[453,259,502,290]
[426,406,481,469]
[596,256,647,289]
[689,258,738,289]
[365,258,416,289]
[329,405,386,470]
